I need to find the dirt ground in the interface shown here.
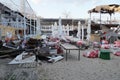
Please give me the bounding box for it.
[0,50,120,80]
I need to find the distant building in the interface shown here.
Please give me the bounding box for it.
[40,18,87,37]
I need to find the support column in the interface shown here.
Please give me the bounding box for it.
[30,16,32,35]
[21,0,26,39]
[34,16,36,35]
[58,17,62,37]
[67,24,69,36]
[82,25,84,40]
[16,15,19,35]
[77,21,81,40]
[100,12,102,30]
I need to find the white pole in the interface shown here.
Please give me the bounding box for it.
[72,25,73,31]
[62,25,65,35]
[36,17,41,35]
[82,25,84,40]
[30,15,32,35]
[51,24,54,37]
[53,22,57,37]
[34,15,36,35]
[16,12,19,35]
[23,16,26,39]
[100,12,102,30]
[77,21,81,40]
[87,18,91,41]
[58,17,62,37]
[67,24,69,36]
[20,18,22,29]
[22,0,26,39]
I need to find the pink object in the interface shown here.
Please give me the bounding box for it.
[83,50,99,58]
[114,51,120,56]
[77,40,83,46]
[54,45,63,54]
[101,44,110,49]
[102,40,108,44]
[93,42,100,48]
[114,41,120,47]
[50,38,59,42]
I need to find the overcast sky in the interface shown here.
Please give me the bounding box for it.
[27,0,120,19]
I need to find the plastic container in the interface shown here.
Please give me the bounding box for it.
[99,49,110,60]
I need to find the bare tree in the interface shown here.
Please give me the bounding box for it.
[62,11,71,18]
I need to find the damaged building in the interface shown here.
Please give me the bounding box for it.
[0,2,36,39]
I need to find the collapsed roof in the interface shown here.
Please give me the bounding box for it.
[88,4,120,15]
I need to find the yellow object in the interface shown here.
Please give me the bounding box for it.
[32,35,41,39]
[90,34,100,42]
[0,25,16,37]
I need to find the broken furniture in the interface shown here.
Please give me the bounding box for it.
[60,43,80,61]
[0,45,24,59]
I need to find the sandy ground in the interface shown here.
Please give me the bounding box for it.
[0,49,120,80]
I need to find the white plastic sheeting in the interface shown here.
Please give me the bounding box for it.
[9,52,35,64]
